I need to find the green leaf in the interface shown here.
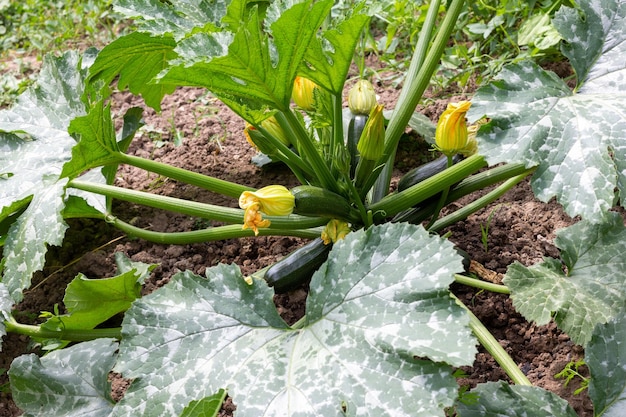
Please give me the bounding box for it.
[586,309,626,416]
[9,339,117,417]
[455,381,578,417]
[503,212,626,346]
[88,32,178,111]
[112,223,475,416]
[179,389,227,417]
[517,13,562,50]
[468,0,626,223]
[61,101,119,180]
[44,253,156,332]
[0,51,91,302]
[161,0,333,121]
[299,5,370,94]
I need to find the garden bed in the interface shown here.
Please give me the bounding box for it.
[0,79,594,415]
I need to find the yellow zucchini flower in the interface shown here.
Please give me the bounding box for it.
[239,185,295,235]
[321,219,351,245]
[435,101,472,156]
[292,76,318,111]
[357,104,385,161]
[241,203,271,236]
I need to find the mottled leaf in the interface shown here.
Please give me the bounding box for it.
[468,0,626,223]
[504,212,626,345]
[0,51,90,302]
[112,223,475,416]
[114,0,228,40]
[455,381,578,417]
[9,339,118,417]
[0,283,11,344]
[586,309,626,416]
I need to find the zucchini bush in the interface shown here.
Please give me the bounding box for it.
[1,0,625,416]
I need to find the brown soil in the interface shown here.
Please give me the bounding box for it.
[0,70,593,416]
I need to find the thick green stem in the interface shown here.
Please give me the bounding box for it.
[452,294,532,386]
[454,274,511,294]
[369,154,487,220]
[5,318,121,341]
[429,172,530,232]
[118,153,253,198]
[278,110,340,193]
[110,218,324,244]
[373,0,442,199]
[391,163,534,224]
[361,0,466,194]
[69,179,244,223]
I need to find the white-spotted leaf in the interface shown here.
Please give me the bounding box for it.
[468,0,626,223]
[113,223,476,417]
[455,381,578,417]
[9,338,118,417]
[586,309,626,416]
[504,212,626,346]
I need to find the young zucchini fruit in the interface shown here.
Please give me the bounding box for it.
[291,185,360,224]
[264,238,331,292]
[392,154,462,224]
[397,154,462,192]
[346,114,368,177]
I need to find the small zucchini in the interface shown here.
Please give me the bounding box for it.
[291,185,360,223]
[264,238,331,292]
[397,154,462,192]
[347,113,368,177]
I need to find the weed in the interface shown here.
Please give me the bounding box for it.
[480,204,502,253]
[555,359,590,395]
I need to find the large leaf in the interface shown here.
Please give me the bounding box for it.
[160,0,333,121]
[87,32,178,111]
[503,212,626,346]
[0,51,92,302]
[298,4,370,94]
[112,223,476,417]
[586,309,626,416]
[468,0,626,223]
[455,381,578,417]
[114,0,229,40]
[9,338,118,417]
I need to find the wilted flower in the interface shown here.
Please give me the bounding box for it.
[348,79,377,115]
[321,219,351,245]
[244,122,258,149]
[357,104,385,161]
[435,101,472,156]
[292,76,318,111]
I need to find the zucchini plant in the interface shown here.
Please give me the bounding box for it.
[0,0,625,416]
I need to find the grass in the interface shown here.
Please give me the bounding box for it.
[0,0,126,107]
[368,0,573,92]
